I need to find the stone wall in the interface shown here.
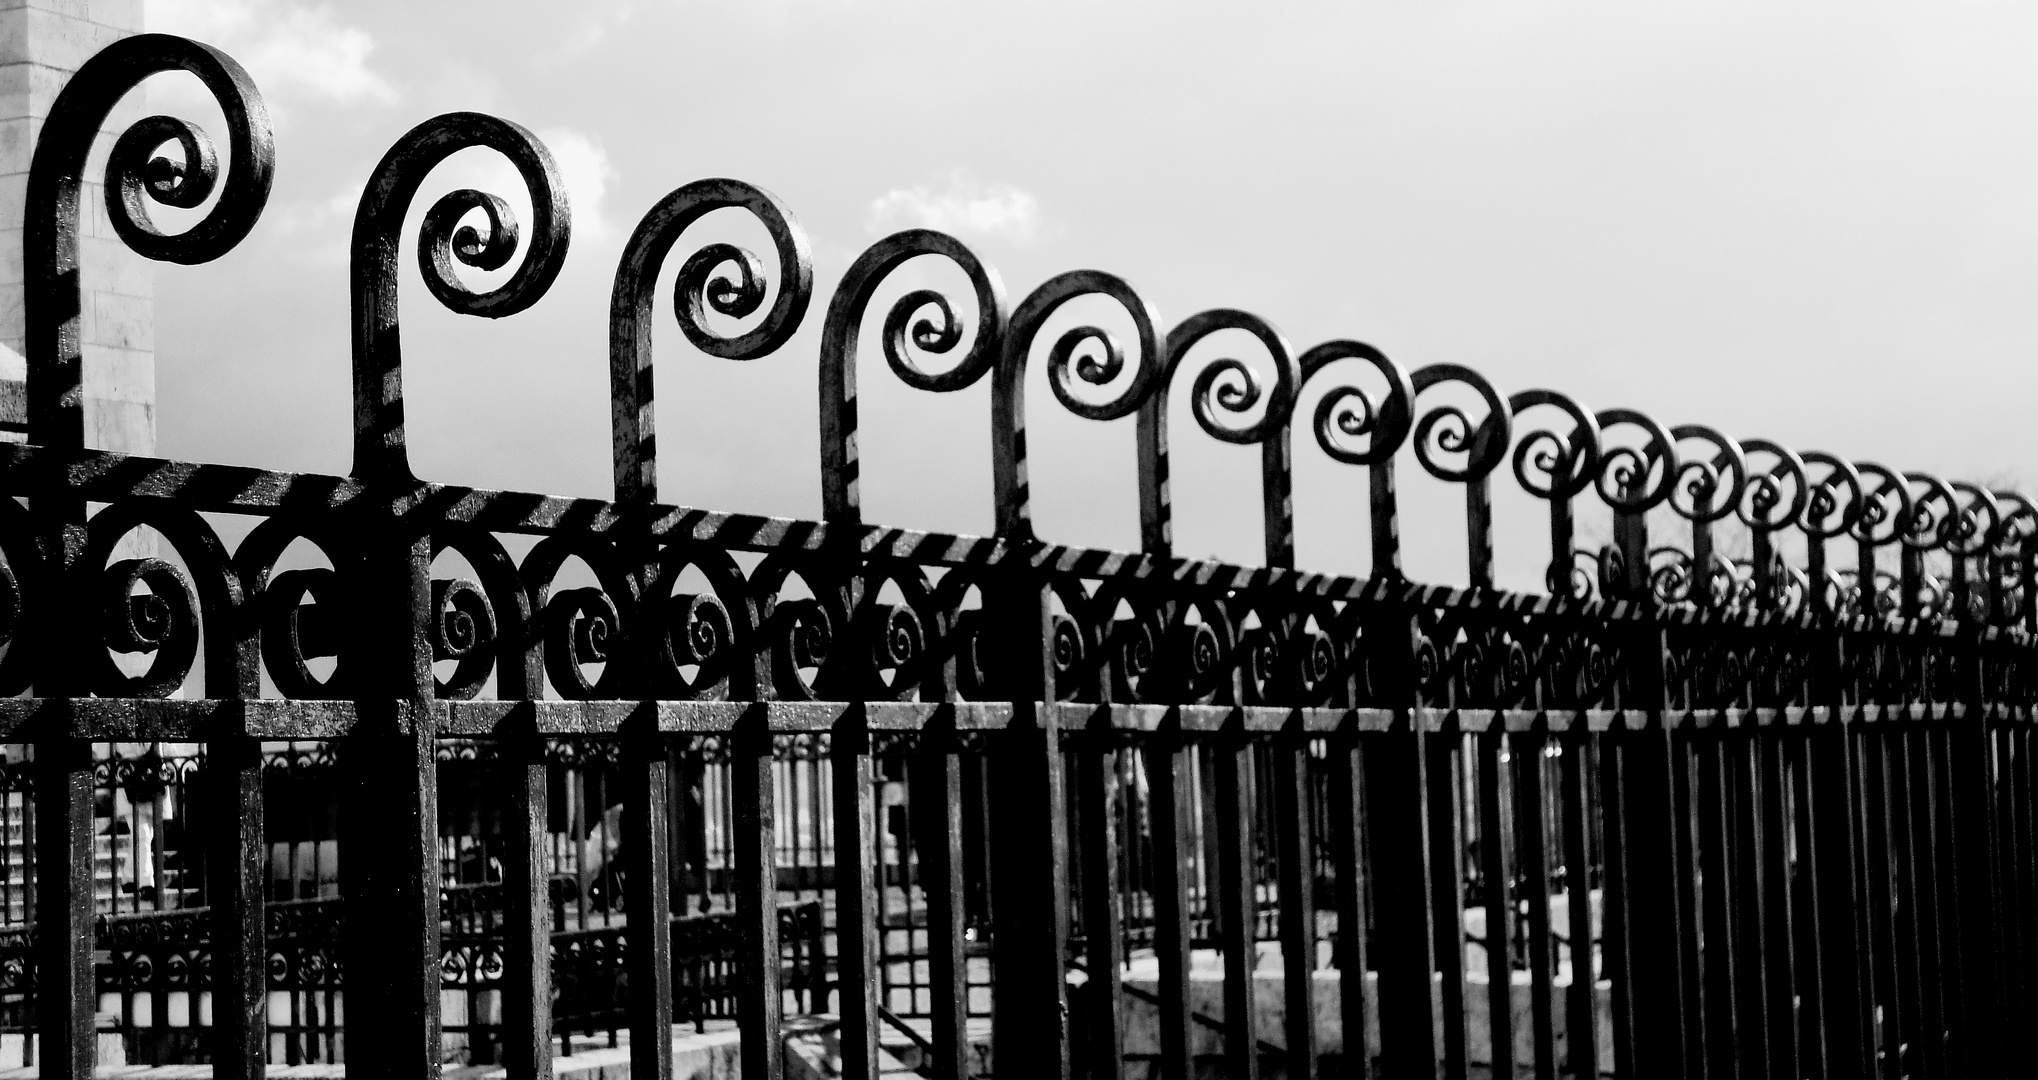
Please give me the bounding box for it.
[0,0,150,451]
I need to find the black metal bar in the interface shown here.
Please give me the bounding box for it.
[623,716,674,1080]
[1146,726,1196,1080]
[206,727,268,1080]
[914,721,974,1080]
[1272,720,1320,1080]
[1475,725,1515,1080]
[732,714,782,1080]
[1213,725,1262,1080]
[1511,728,1557,1080]
[500,722,553,1080]
[1329,723,1376,1080]
[832,711,883,1080]
[1558,729,1600,1080]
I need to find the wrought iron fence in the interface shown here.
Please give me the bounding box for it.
[2,29,2035,1080]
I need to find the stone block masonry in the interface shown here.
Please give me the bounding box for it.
[0,0,149,453]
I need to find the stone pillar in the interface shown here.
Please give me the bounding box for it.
[0,0,150,452]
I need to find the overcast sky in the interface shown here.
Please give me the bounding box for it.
[137,1,2038,591]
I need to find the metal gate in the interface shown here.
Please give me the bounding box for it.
[5,30,2037,1080]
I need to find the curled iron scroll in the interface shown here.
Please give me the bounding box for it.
[1157,310,1298,446]
[1853,463,1912,547]
[351,112,571,482]
[1408,365,1511,484]
[610,178,812,503]
[992,270,1162,539]
[1296,340,1413,467]
[1944,481,2003,558]
[1593,408,1677,512]
[1737,439,1809,534]
[1798,451,1865,541]
[1667,425,1747,524]
[26,34,274,444]
[1902,472,1958,552]
[1506,389,1600,502]
[819,229,1005,522]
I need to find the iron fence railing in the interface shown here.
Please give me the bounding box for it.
[3,29,2037,1080]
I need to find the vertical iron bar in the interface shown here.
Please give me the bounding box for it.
[1558,729,1599,1080]
[624,714,674,1080]
[1476,725,1515,1080]
[1512,727,1558,1080]
[1214,725,1261,1080]
[733,712,781,1080]
[1147,724,1195,1080]
[833,709,882,1080]
[916,721,974,1080]
[1329,723,1375,1080]
[1695,721,1740,1080]
[1273,720,1320,1080]
[501,718,553,1080]
[1428,728,1470,1080]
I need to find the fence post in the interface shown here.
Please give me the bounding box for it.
[987,570,1072,1080]
[342,529,442,1079]
[1604,504,1693,1079]
[623,707,676,1080]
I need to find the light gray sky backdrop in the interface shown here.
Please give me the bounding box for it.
[139,1,2038,591]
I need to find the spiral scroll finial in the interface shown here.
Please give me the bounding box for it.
[991,270,1162,541]
[352,113,571,483]
[1592,409,1677,512]
[819,230,1004,523]
[611,179,812,504]
[1261,340,1414,569]
[1506,390,1600,502]
[1408,365,1512,485]
[27,34,274,447]
[1139,309,1297,558]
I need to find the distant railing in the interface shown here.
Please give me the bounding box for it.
[2,30,2034,1080]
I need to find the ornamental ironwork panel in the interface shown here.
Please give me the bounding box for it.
[0,29,2034,1080]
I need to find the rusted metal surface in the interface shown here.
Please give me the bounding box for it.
[9,30,2038,1080]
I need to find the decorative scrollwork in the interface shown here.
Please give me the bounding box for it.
[1902,473,1959,552]
[351,112,570,481]
[27,34,273,444]
[1507,390,1600,502]
[525,535,636,699]
[1593,409,1676,512]
[820,230,1004,521]
[1667,425,1746,523]
[95,558,199,698]
[1737,439,1808,534]
[1798,451,1865,540]
[993,270,1163,539]
[613,179,813,503]
[1408,365,1511,484]
[430,578,496,700]
[1297,341,1414,466]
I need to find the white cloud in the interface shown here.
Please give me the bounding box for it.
[535,128,619,241]
[866,171,1041,245]
[147,0,397,106]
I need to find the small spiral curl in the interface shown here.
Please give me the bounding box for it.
[1666,425,1746,524]
[1297,341,1413,466]
[1507,389,1600,501]
[1409,365,1511,483]
[1006,269,1162,424]
[430,578,496,701]
[97,558,199,698]
[543,588,621,700]
[1852,463,1913,546]
[1162,309,1298,445]
[1945,481,2003,557]
[1798,451,1865,540]
[354,113,570,480]
[1592,409,1678,512]
[1902,473,1958,552]
[1736,440,1809,534]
